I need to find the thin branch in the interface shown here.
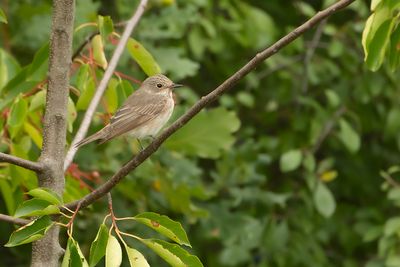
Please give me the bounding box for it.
[0,213,29,226]
[311,105,347,153]
[64,0,356,210]
[63,0,149,171]
[0,152,43,173]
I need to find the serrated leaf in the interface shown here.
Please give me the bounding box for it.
[125,245,150,267]
[141,239,203,267]
[134,212,190,246]
[14,198,60,218]
[106,235,122,267]
[127,38,161,76]
[89,224,109,267]
[27,187,63,205]
[338,119,360,153]
[5,216,53,247]
[280,149,302,172]
[313,182,336,218]
[62,237,89,267]
[165,107,240,159]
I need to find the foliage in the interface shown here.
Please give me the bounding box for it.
[1,0,400,267]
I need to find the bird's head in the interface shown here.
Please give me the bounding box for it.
[142,74,182,93]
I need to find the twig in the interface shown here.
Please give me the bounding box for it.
[65,0,356,210]
[301,19,327,93]
[0,213,29,226]
[72,32,98,60]
[0,152,43,173]
[63,0,149,171]
[311,105,347,153]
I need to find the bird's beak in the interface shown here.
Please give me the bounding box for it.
[171,83,183,89]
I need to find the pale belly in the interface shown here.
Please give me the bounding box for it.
[128,98,174,139]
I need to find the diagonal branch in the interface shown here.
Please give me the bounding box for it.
[64,0,356,210]
[0,152,44,173]
[0,213,29,226]
[63,0,148,171]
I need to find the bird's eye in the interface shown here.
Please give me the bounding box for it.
[157,83,163,88]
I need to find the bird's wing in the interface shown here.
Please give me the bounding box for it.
[101,91,168,142]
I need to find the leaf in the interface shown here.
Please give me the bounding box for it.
[76,76,95,110]
[338,119,361,153]
[92,34,108,69]
[140,239,203,267]
[62,237,89,267]
[134,212,191,246]
[389,24,400,71]
[23,122,43,149]
[29,90,46,111]
[165,107,240,159]
[27,187,63,205]
[7,96,28,138]
[125,245,150,267]
[0,8,7,24]
[89,224,109,267]
[0,48,21,90]
[105,78,119,113]
[313,182,336,218]
[14,198,60,218]
[5,216,53,247]
[384,217,400,236]
[106,235,122,267]
[67,97,77,132]
[280,149,303,172]
[27,43,49,80]
[98,15,114,42]
[126,38,161,76]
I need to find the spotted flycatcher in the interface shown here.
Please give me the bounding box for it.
[75,74,182,147]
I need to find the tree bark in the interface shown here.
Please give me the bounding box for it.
[31,0,75,266]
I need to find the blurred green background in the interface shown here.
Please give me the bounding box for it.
[1,0,400,266]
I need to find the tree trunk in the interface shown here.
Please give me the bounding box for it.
[31,0,75,266]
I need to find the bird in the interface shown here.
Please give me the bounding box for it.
[74,74,182,148]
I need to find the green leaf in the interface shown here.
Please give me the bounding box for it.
[5,216,53,247]
[389,24,400,71]
[125,245,150,267]
[27,187,63,205]
[23,122,43,149]
[0,8,7,24]
[384,217,400,236]
[280,149,303,173]
[134,212,191,246]
[106,235,122,267]
[62,237,89,267]
[313,182,336,218]
[28,43,49,80]
[89,224,109,267]
[77,77,95,110]
[98,15,114,42]
[92,34,108,69]
[127,38,161,76]
[338,119,361,153]
[67,97,77,132]
[141,239,203,267]
[0,48,21,90]
[105,78,119,113]
[7,97,28,138]
[29,90,46,111]
[165,107,240,159]
[14,198,60,218]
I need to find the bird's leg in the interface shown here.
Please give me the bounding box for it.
[137,139,144,151]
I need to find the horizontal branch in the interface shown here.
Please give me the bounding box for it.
[0,152,44,173]
[65,0,356,210]
[0,213,29,226]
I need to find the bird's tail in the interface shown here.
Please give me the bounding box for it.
[74,127,108,148]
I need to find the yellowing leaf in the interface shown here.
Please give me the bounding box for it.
[125,245,150,267]
[319,170,338,182]
[106,235,122,267]
[92,34,108,69]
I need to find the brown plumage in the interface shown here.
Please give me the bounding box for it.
[75,74,182,148]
